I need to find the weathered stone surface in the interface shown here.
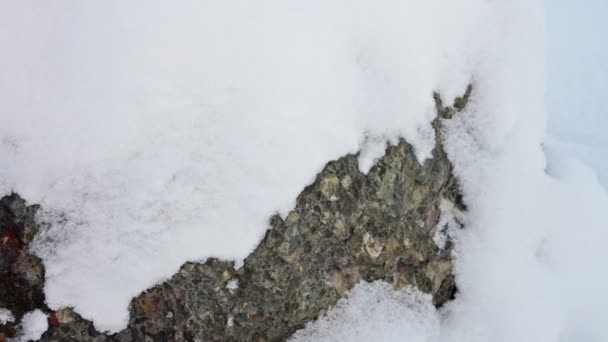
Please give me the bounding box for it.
[0,194,46,340]
[4,89,470,341]
[42,308,105,342]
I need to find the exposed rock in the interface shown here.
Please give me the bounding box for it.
[42,308,105,342]
[0,194,46,340]
[3,89,471,341]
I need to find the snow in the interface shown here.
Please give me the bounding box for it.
[0,308,14,325]
[545,0,608,187]
[433,199,462,251]
[226,279,239,290]
[1,0,607,340]
[0,0,473,331]
[293,1,608,342]
[540,150,608,342]
[357,135,388,174]
[16,310,48,342]
[290,281,439,342]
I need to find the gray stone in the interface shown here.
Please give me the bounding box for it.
[0,194,46,340]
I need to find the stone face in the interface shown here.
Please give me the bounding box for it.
[4,89,470,342]
[0,194,46,340]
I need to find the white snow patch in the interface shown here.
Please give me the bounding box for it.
[290,281,439,342]
[433,199,463,250]
[0,0,473,331]
[545,0,608,188]
[0,308,14,325]
[16,310,48,342]
[539,149,608,342]
[234,260,245,271]
[357,135,387,174]
[226,279,239,290]
[432,225,448,251]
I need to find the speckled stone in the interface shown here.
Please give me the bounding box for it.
[0,194,45,340]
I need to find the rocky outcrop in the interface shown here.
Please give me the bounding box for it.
[1,89,470,342]
[0,194,46,340]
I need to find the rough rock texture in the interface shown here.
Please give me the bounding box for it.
[0,194,46,340]
[1,89,470,342]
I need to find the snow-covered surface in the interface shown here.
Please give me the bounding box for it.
[0,0,471,331]
[358,136,389,174]
[432,200,461,251]
[226,279,239,290]
[545,0,608,186]
[296,2,608,341]
[0,308,14,325]
[16,310,48,342]
[1,0,607,340]
[291,281,439,342]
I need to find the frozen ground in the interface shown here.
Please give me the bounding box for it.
[1,0,607,341]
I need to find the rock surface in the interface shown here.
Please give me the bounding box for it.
[1,89,469,342]
[0,194,46,340]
